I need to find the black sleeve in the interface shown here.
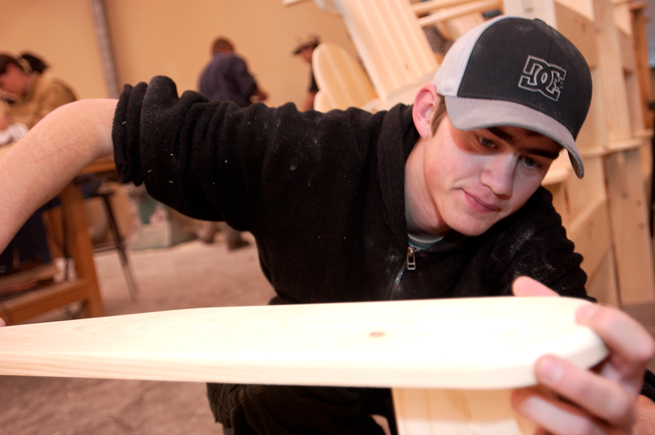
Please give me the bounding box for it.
[113,81,148,187]
[112,75,380,231]
[112,75,275,225]
[642,369,655,402]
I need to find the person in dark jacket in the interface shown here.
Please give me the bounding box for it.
[0,16,654,435]
[198,37,268,107]
[197,36,269,250]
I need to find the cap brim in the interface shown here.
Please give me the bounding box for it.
[444,96,584,178]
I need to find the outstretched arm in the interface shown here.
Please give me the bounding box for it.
[512,276,655,434]
[0,98,118,252]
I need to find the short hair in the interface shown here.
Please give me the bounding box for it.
[211,37,234,54]
[430,95,448,136]
[0,52,48,75]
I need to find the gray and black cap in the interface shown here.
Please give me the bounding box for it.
[434,16,592,178]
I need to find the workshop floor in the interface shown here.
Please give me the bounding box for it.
[0,232,275,435]
[1,232,654,435]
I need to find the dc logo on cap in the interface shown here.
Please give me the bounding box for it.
[518,55,567,101]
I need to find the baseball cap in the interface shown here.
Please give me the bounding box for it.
[434,16,592,178]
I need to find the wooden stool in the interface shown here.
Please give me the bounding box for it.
[86,189,138,302]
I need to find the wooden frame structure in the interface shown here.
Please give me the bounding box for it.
[327,0,440,102]
[312,42,379,112]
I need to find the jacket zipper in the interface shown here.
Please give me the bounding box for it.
[406,245,416,271]
[389,246,416,299]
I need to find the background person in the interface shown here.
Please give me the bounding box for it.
[292,33,320,111]
[0,52,77,277]
[199,37,268,107]
[0,52,76,133]
[197,37,268,250]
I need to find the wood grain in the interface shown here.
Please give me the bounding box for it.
[0,296,607,389]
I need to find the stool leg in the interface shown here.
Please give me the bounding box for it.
[100,194,139,301]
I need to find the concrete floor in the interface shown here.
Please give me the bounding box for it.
[0,232,275,435]
[1,231,654,434]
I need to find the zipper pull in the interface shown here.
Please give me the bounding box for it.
[406,246,416,271]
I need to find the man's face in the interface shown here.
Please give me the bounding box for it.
[0,64,26,97]
[420,115,560,236]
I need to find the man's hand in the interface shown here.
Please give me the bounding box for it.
[511,276,655,434]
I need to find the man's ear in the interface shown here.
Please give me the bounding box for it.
[412,83,438,138]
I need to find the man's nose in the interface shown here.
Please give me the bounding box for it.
[480,154,516,197]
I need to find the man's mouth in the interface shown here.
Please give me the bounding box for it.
[464,191,502,213]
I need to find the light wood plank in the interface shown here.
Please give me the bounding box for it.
[594,0,634,142]
[555,1,598,68]
[585,248,620,307]
[393,387,547,434]
[570,198,612,280]
[617,27,636,73]
[630,2,654,129]
[333,0,438,101]
[413,0,496,15]
[502,0,556,25]
[416,1,502,28]
[604,149,655,304]
[312,43,379,111]
[0,297,607,388]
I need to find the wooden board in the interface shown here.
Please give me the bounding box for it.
[393,387,549,434]
[312,42,379,111]
[0,297,607,389]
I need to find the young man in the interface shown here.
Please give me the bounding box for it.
[0,16,653,434]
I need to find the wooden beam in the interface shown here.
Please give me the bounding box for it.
[0,297,606,387]
[417,0,503,27]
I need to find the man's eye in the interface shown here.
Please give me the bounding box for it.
[478,137,497,149]
[522,156,542,170]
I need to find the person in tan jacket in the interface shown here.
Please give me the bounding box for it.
[0,52,76,138]
[0,52,77,276]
